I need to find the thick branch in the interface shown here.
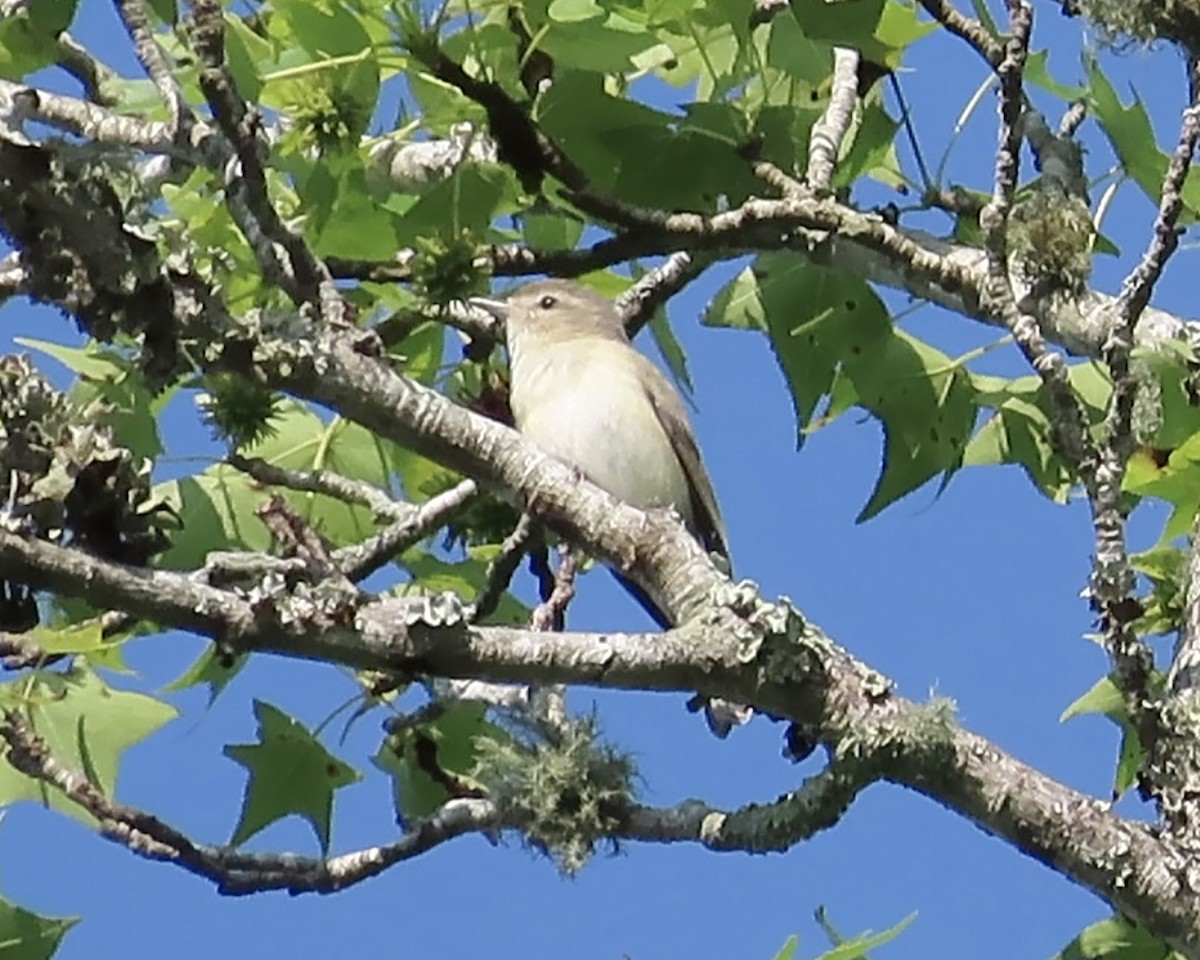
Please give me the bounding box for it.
[1,526,1199,951]
[2,76,1195,368]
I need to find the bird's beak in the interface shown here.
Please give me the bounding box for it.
[468,296,509,320]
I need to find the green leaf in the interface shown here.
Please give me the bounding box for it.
[390,164,520,246]
[372,702,497,822]
[0,0,77,79]
[1123,425,1200,547]
[548,0,606,21]
[522,212,584,251]
[153,468,273,571]
[1051,916,1175,960]
[225,700,361,854]
[15,338,165,460]
[812,913,916,960]
[0,890,78,960]
[847,330,977,521]
[274,0,371,56]
[1086,55,1200,222]
[156,398,405,569]
[162,643,248,705]
[1024,49,1085,101]
[259,0,379,145]
[540,73,754,210]
[1114,725,1144,797]
[771,935,800,960]
[146,0,177,25]
[307,162,402,258]
[965,364,1110,503]
[655,18,742,98]
[224,12,272,100]
[29,0,77,33]
[766,12,833,84]
[703,265,767,331]
[0,668,176,826]
[0,27,51,79]
[540,11,661,72]
[1061,675,1126,723]
[789,0,935,68]
[645,311,694,398]
[1060,675,1147,799]
[964,392,1070,501]
[27,620,131,673]
[836,92,902,189]
[707,255,973,518]
[706,255,891,431]
[1130,546,1186,637]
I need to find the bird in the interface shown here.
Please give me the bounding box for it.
[469,278,729,626]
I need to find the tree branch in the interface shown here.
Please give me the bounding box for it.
[2,75,1195,370]
[807,48,861,191]
[916,0,1004,68]
[188,0,346,325]
[0,521,1199,951]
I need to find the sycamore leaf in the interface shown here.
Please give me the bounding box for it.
[155,390,424,569]
[789,0,935,68]
[1051,916,1175,960]
[0,890,78,960]
[846,330,977,521]
[15,337,166,460]
[646,311,694,399]
[225,701,361,854]
[372,702,501,823]
[704,254,891,432]
[1060,675,1148,799]
[811,912,916,960]
[772,936,800,960]
[1061,675,1126,723]
[0,668,177,826]
[27,620,131,674]
[707,255,974,518]
[1086,55,1200,222]
[162,643,248,705]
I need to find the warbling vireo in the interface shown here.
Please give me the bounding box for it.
[470,279,728,627]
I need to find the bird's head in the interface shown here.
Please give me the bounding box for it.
[470,279,628,349]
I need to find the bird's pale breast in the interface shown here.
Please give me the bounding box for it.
[509,337,693,522]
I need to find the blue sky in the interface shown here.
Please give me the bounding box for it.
[1,3,1193,959]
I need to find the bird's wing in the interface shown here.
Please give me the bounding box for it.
[636,355,730,560]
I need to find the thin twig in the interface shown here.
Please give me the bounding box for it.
[915,0,1004,68]
[0,706,498,894]
[615,253,714,337]
[807,48,861,191]
[531,549,577,633]
[228,455,477,582]
[114,0,189,132]
[188,0,346,325]
[470,514,538,624]
[229,455,411,522]
[1091,59,1200,804]
[336,479,479,583]
[891,72,935,193]
[55,33,120,105]
[0,631,51,670]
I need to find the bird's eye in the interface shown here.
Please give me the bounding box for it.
[538,294,557,309]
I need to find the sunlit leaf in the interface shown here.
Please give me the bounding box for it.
[0,889,78,960]
[1051,916,1175,960]
[225,701,361,854]
[0,668,176,826]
